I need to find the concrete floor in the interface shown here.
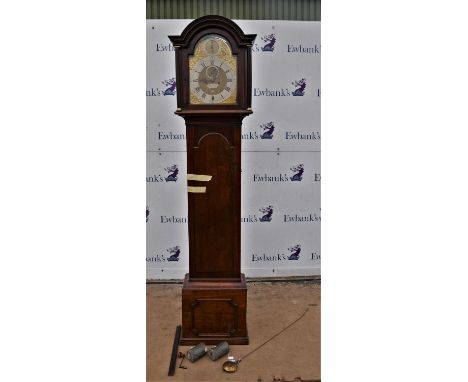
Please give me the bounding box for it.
[147,281,320,382]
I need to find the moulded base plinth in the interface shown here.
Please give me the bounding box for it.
[180,273,249,345]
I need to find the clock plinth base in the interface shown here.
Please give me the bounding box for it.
[181,273,249,345]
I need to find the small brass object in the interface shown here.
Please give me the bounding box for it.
[222,357,238,373]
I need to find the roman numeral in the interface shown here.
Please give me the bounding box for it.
[201,93,206,98]
[210,59,214,66]
[227,79,232,82]
[225,86,231,92]
[201,62,206,68]
[192,78,199,82]
[195,87,200,92]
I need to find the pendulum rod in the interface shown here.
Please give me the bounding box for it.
[238,308,310,363]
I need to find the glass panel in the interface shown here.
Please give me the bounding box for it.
[189,34,237,105]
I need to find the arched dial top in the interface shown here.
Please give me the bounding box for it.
[189,34,237,105]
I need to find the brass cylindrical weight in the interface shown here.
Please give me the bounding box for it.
[208,341,230,361]
[186,343,207,362]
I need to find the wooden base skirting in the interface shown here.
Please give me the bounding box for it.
[180,273,249,345]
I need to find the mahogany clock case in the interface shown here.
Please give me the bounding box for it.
[168,16,256,345]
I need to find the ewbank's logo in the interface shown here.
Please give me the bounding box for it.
[160,215,187,223]
[284,209,321,223]
[158,131,185,140]
[155,42,175,52]
[290,164,304,181]
[164,164,179,182]
[146,76,176,97]
[287,43,320,54]
[162,78,176,96]
[292,78,306,96]
[253,164,305,182]
[261,34,276,52]
[252,33,277,52]
[146,164,180,183]
[166,246,181,262]
[288,244,301,260]
[251,244,303,262]
[242,121,276,140]
[260,122,275,139]
[146,206,150,223]
[146,245,182,262]
[241,205,273,223]
[259,205,274,222]
[253,78,306,97]
[285,130,320,141]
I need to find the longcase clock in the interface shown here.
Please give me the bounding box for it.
[169,16,255,345]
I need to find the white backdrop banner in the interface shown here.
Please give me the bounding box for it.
[146,20,320,279]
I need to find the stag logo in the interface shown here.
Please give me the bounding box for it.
[261,34,276,52]
[164,164,179,182]
[146,206,150,223]
[260,122,275,139]
[259,205,274,222]
[288,244,301,260]
[166,246,181,262]
[162,77,176,96]
[292,78,306,96]
[290,164,304,181]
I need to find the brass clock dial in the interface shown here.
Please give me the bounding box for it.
[189,35,237,104]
